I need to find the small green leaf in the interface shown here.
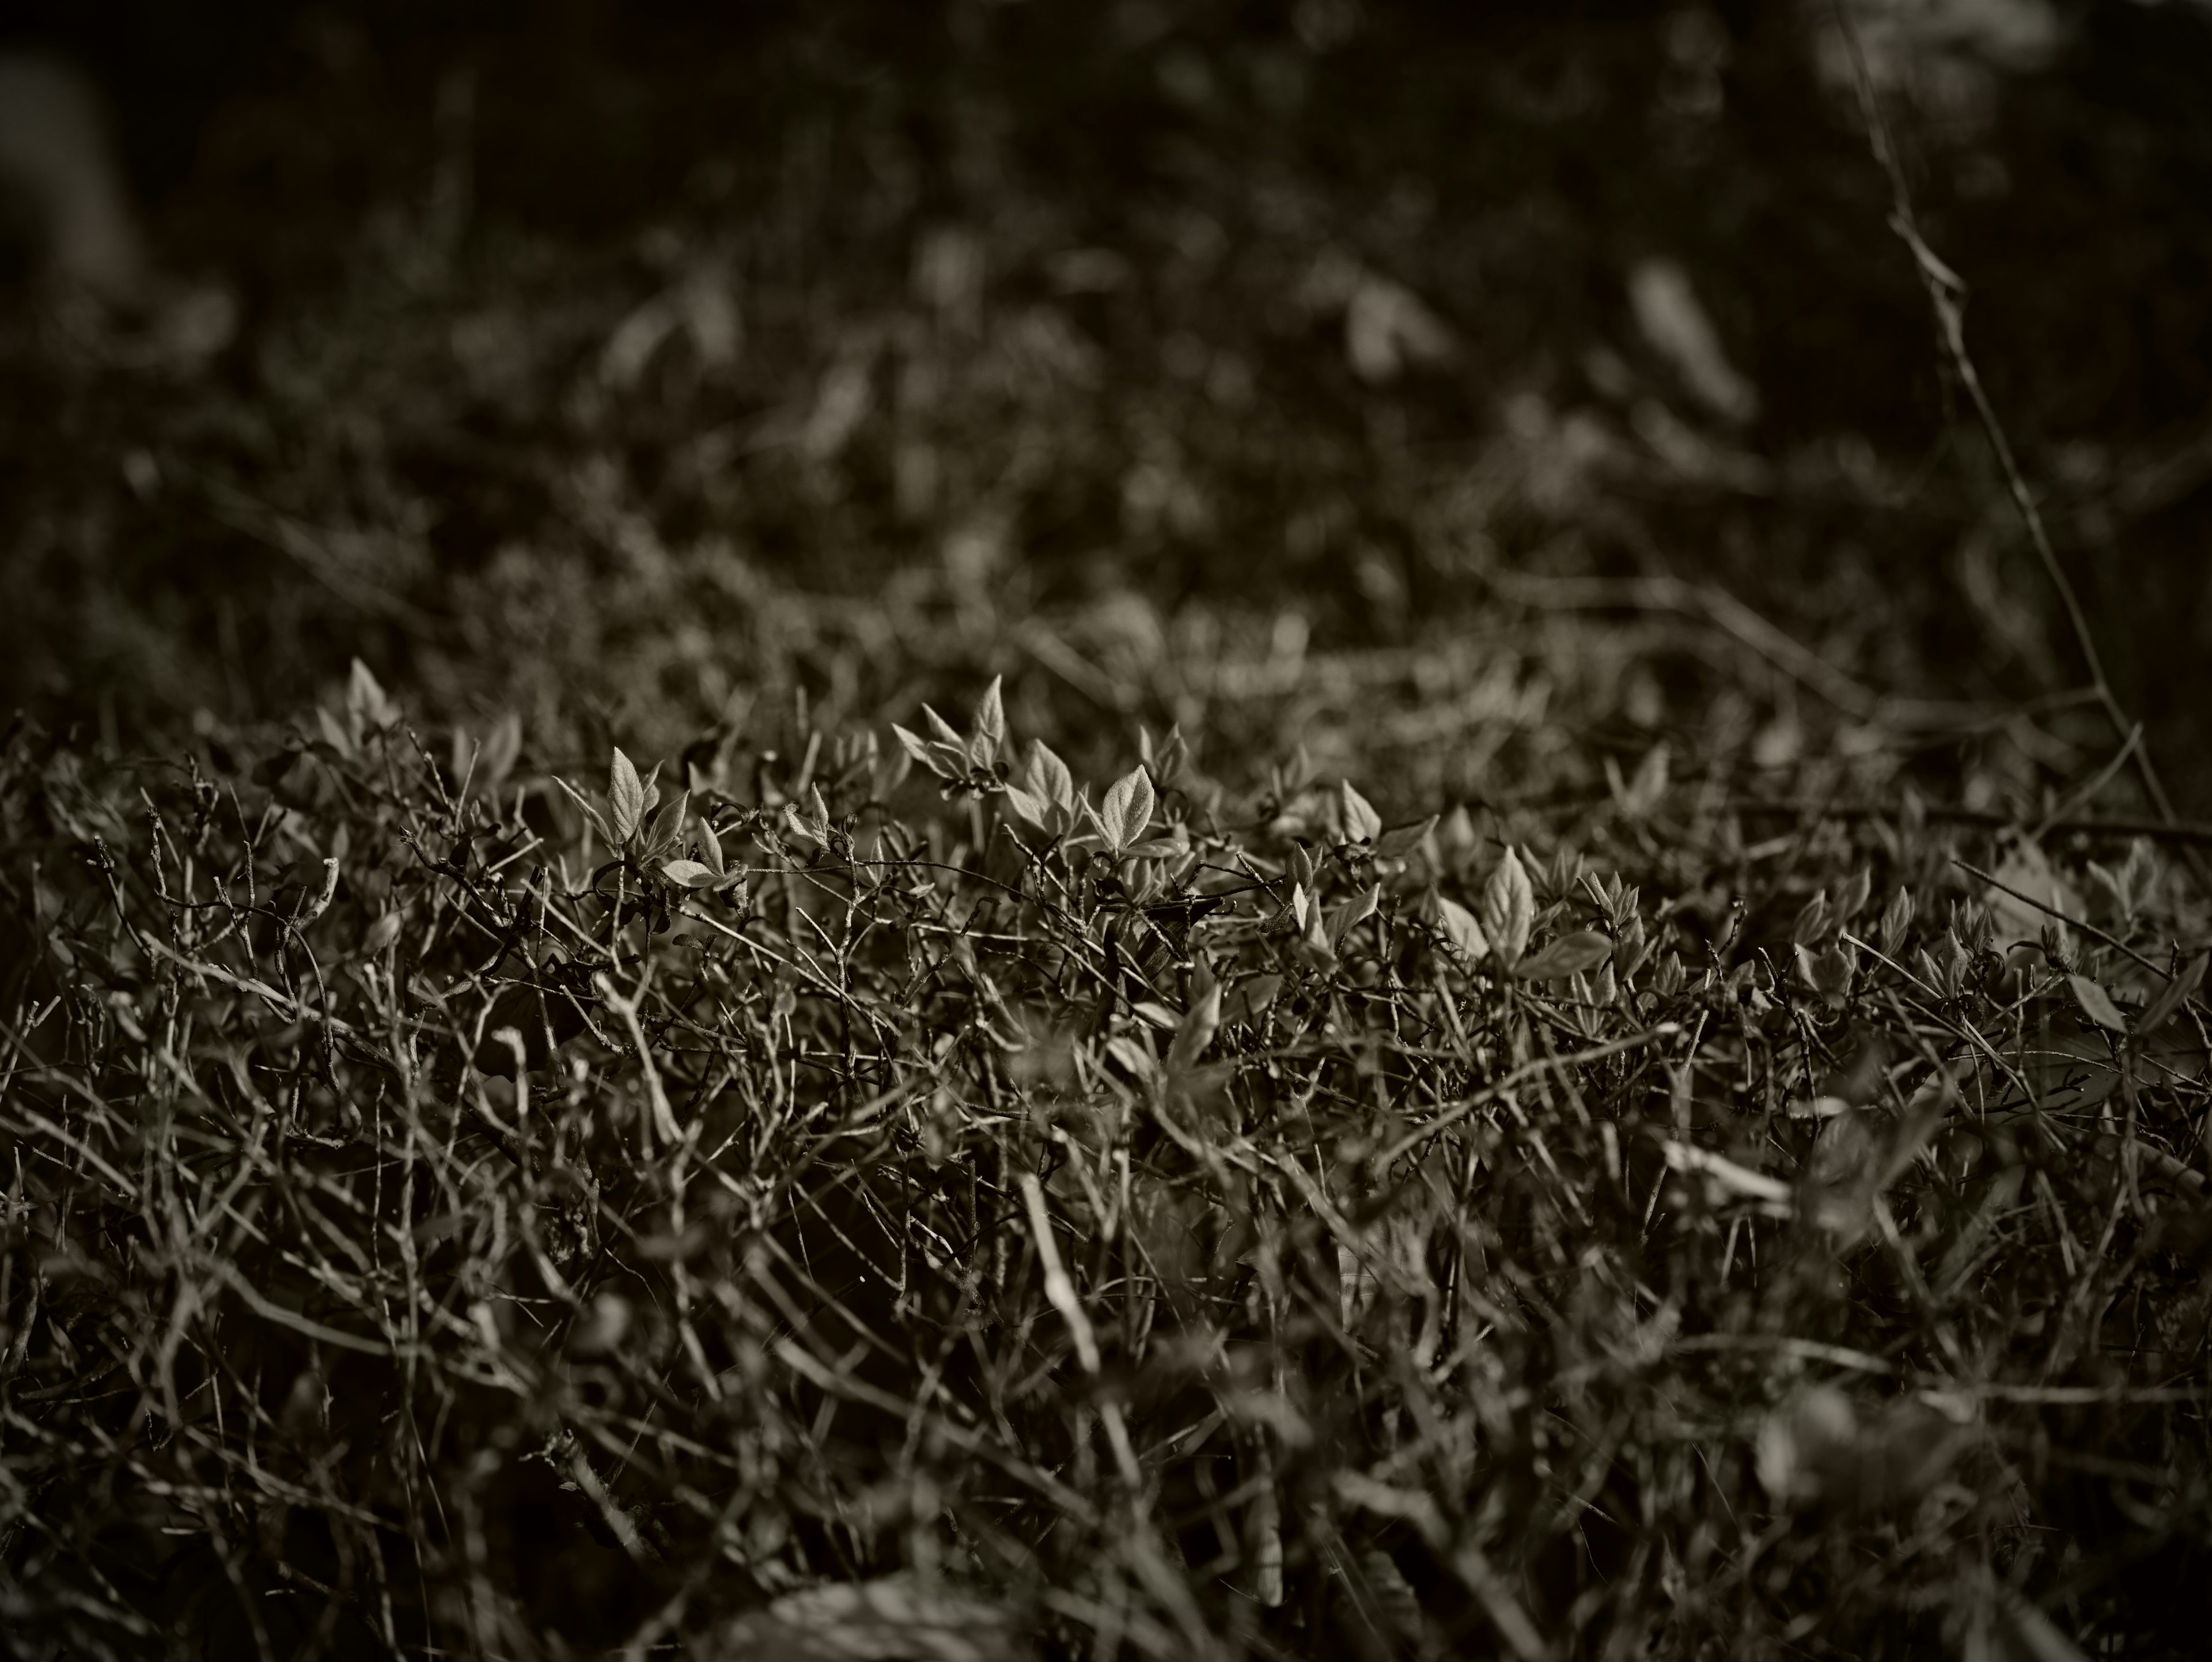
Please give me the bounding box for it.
[662,859,716,888]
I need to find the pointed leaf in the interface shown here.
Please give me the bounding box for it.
[1168,982,1222,1075]
[1625,741,1669,817]
[1229,972,1283,1024]
[973,675,1005,762]
[1479,846,1535,968]
[608,748,645,843]
[1329,883,1381,948]
[923,703,965,751]
[643,788,690,860]
[1339,779,1381,845]
[1515,929,1613,982]
[1028,740,1074,813]
[697,816,726,876]
[347,658,397,729]
[1099,766,1155,853]
[893,722,956,779]
[1436,895,1491,962]
[662,859,717,888]
[2137,953,2207,1039]
[2067,974,2128,1034]
[1374,815,1437,861]
[1001,782,1051,831]
[552,774,612,845]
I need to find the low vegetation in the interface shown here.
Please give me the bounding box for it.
[3,658,2207,1659]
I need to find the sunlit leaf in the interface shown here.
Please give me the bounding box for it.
[1339,779,1381,845]
[1479,846,1535,969]
[1098,766,1154,853]
[608,748,645,843]
[1437,895,1490,961]
[1027,740,1074,813]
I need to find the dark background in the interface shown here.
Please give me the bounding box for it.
[5,0,2211,808]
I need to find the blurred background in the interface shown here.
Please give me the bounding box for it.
[3,0,2210,816]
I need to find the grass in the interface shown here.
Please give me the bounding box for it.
[2,659,2208,1658]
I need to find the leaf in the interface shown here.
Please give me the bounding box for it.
[2067,974,2128,1034]
[1790,891,1832,948]
[1836,868,1871,920]
[1339,779,1381,845]
[346,658,397,729]
[2137,953,2206,1039]
[1436,895,1490,962]
[923,703,965,752]
[1796,941,1857,1003]
[1479,846,1535,969]
[1626,741,1669,817]
[1328,883,1381,948]
[1228,972,1282,1024]
[1168,982,1222,1075]
[661,859,717,888]
[1374,815,1437,861]
[1515,929,1613,982]
[608,748,645,843]
[1027,740,1074,813]
[1878,887,1914,953]
[552,774,612,845]
[1097,766,1155,854]
[1001,782,1051,831]
[892,722,956,780]
[643,789,690,860]
[697,817,726,876]
[971,675,1005,768]
[480,711,523,788]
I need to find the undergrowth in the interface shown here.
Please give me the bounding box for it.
[2,665,2209,1660]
